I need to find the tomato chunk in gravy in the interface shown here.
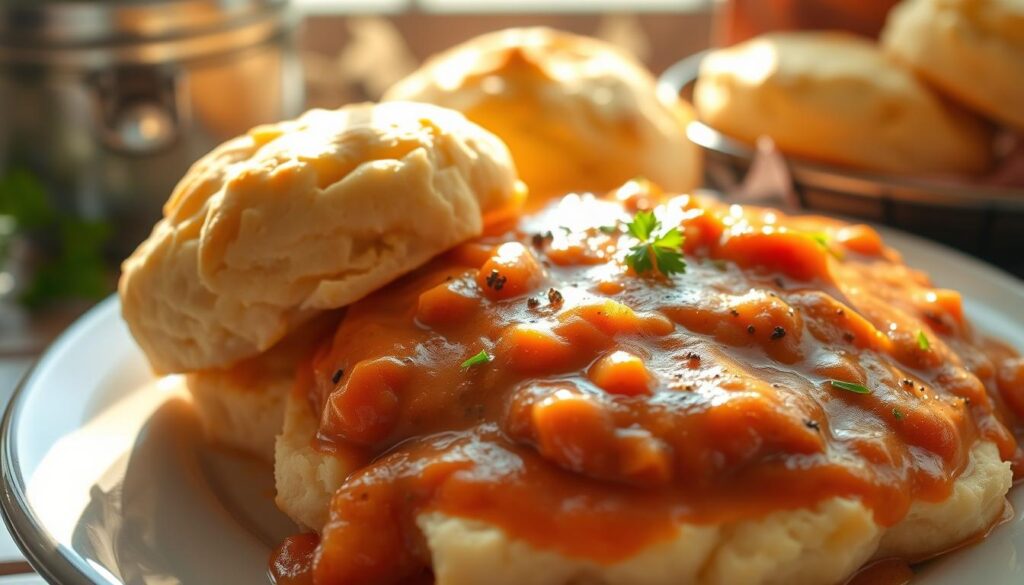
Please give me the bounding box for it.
[277,190,1024,585]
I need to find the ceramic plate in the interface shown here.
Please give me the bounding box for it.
[2,228,1023,585]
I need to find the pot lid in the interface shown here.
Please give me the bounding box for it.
[0,0,288,48]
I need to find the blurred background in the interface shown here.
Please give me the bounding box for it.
[0,0,1011,354]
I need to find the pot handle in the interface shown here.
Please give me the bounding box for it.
[92,66,183,156]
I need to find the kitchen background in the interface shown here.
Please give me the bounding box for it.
[3,0,1014,356]
[0,1,724,350]
[0,0,918,332]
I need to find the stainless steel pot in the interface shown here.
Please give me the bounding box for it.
[0,0,303,254]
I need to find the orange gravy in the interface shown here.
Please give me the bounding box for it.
[274,187,1024,584]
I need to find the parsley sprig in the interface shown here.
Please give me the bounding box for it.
[624,211,686,277]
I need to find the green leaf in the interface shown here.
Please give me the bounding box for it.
[0,215,14,264]
[626,244,653,274]
[0,168,114,308]
[627,211,658,241]
[624,212,686,277]
[598,224,619,235]
[20,218,112,308]
[916,330,931,351]
[653,246,687,275]
[0,168,54,228]
[460,349,492,369]
[829,380,871,394]
[653,227,684,250]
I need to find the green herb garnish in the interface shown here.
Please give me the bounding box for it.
[0,168,112,308]
[892,408,904,420]
[916,330,931,351]
[829,380,871,394]
[809,232,844,261]
[624,210,686,277]
[598,223,620,235]
[460,350,492,369]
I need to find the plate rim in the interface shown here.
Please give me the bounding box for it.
[0,228,1021,584]
[0,296,121,585]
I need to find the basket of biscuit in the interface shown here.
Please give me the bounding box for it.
[660,0,1024,276]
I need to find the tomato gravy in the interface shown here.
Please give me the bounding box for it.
[272,186,1024,584]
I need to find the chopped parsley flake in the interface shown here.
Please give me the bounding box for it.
[809,232,844,260]
[916,329,931,351]
[461,350,492,369]
[892,408,904,420]
[829,380,871,394]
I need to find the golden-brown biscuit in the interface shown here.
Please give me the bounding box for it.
[882,0,1024,130]
[384,27,701,200]
[694,32,992,175]
[184,314,339,460]
[119,102,520,374]
[274,387,1010,585]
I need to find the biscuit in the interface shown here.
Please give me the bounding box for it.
[882,0,1024,130]
[694,32,992,175]
[184,315,339,460]
[418,498,879,585]
[186,368,287,461]
[421,442,1008,585]
[119,102,520,374]
[274,389,351,530]
[384,27,701,199]
[876,441,1011,558]
[274,388,1009,584]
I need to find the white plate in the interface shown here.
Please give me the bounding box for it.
[1,229,1022,585]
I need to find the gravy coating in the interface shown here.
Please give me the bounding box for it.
[275,186,1024,584]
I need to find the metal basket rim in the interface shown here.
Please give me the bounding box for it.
[659,51,1024,212]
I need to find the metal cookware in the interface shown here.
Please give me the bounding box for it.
[659,51,1024,278]
[0,0,303,254]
